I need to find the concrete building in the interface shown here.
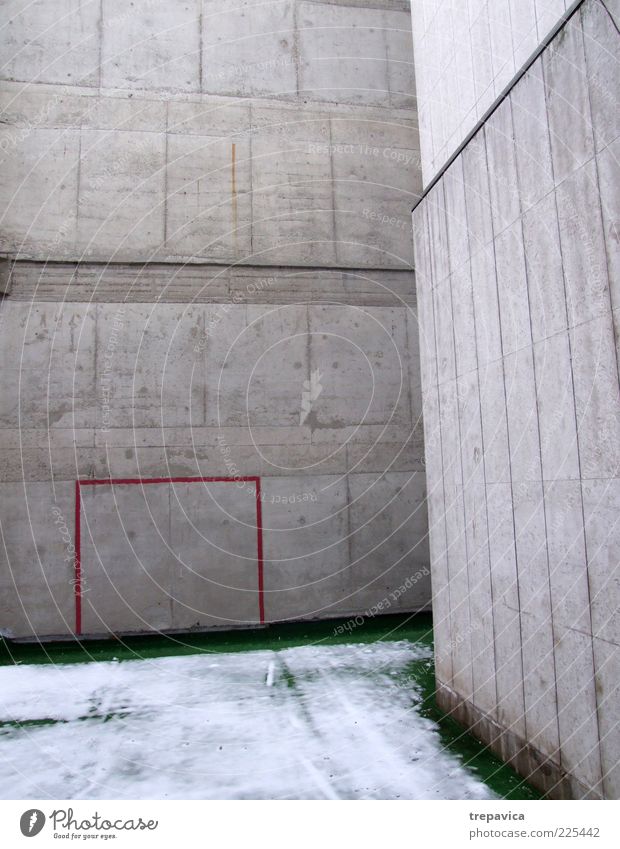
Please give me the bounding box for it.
[1,0,618,802]
[0,2,430,639]
[411,0,619,799]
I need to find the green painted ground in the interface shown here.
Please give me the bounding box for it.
[0,613,540,799]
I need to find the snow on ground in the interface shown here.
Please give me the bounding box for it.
[0,641,495,800]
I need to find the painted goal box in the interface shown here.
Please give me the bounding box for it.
[75,477,264,636]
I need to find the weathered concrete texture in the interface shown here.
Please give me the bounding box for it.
[412,0,620,799]
[0,84,420,267]
[411,0,577,184]
[0,471,430,639]
[0,293,429,638]
[0,0,414,102]
[4,261,416,306]
[0,0,420,268]
[0,0,429,640]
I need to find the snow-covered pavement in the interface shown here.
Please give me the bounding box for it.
[0,641,495,800]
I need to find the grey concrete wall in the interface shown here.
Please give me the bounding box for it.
[0,0,420,267]
[411,0,577,184]
[0,2,431,639]
[412,0,619,798]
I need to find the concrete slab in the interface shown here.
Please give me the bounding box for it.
[511,59,555,213]
[544,13,595,185]
[202,0,296,98]
[261,474,350,622]
[533,330,580,481]
[0,481,76,639]
[0,0,100,87]
[101,0,201,93]
[345,471,430,612]
[522,191,568,342]
[570,313,620,479]
[77,129,166,257]
[166,133,252,260]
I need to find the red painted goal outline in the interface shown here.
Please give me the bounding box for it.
[74,476,264,636]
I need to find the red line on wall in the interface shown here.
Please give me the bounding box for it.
[255,477,265,625]
[73,476,265,636]
[74,480,82,637]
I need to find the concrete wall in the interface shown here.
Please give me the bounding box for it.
[0,0,419,267]
[0,1,431,639]
[412,0,619,798]
[411,0,578,184]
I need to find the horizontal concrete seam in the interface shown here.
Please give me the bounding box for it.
[3,257,416,274]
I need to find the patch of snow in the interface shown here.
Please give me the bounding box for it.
[0,641,495,800]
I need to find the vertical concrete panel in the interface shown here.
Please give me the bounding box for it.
[433,279,456,384]
[308,305,412,429]
[346,472,431,612]
[592,637,620,799]
[165,134,252,260]
[0,301,97,429]
[0,128,80,254]
[513,481,560,760]
[556,159,611,327]
[439,379,473,702]
[426,182,450,283]
[204,303,249,429]
[298,2,390,107]
[522,192,568,342]
[462,137,494,255]
[77,129,166,257]
[554,625,603,797]
[458,370,496,714]
[534,331,580,481]
[452,262,478,377]
[331,120,419,267]
[202,0,296,98]
[479,358,511,483]
[421,383,453,686]
[79,483,174,634]
[485,99,521,234]
[602,0,620,28]
[471,244,503,366]
[0,0,100,86]
[95,303,205,429]
[0,481,76,638]
[504,347,542,483]
[386,10,418,110]
[169,481,260,628]
[571,314,620,479]
[102,0,201,92]
[596,138,620,316]
[582,478,620,644]
[544,14,595,185]
[581,0,620,152]
[261,475,350,622]
[511,60,555,212]
[250,105,337,267]
[486,482,526,737]
[495,222,533,355]
[443,156,471,274]
[544,480,591,633]
[412,204,437,393]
